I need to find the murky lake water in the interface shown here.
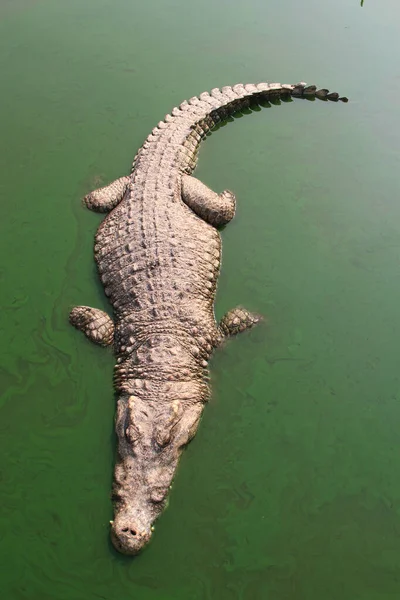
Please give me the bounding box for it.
[1,0,400,598]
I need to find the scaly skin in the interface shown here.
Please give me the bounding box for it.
[70,82,347,554]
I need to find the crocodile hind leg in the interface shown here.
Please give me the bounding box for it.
[181,175,236,227]
[84,176,130,212]
[69,306,115,346]
[219,307,261,339]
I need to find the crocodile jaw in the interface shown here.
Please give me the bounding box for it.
[110,387,206,554]
[110,449,173,555]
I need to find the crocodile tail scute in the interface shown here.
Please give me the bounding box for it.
[196,82,348,134]
[176,82,348,173]
[131,82,348,174]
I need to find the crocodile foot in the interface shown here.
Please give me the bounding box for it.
[219,306,262,338]
[69,306,114,346]
[84,176,131,212]
[181,175,236,227]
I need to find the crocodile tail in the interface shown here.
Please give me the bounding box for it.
[175,82,348,174]
[131,82,348,174]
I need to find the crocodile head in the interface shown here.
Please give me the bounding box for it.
[110,383,206,555]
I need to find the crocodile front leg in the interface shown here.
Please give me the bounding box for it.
[69,306,115,346]
[181,175,236,227]
[219,306,261,339]
[84,176,130,212]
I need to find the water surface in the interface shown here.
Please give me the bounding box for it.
[1,0,400,598]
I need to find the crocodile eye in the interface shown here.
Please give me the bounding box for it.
[153,435,170,453]
[125,424,139,445]
[155,430,171,448]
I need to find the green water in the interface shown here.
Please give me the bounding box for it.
[1,0,400,598]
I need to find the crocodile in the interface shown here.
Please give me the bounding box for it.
[70,81,347,555]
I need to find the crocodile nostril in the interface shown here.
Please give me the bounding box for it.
[111,520,153,554]
[121,527,137,536]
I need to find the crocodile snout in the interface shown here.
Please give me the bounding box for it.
[110,518,152,555]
